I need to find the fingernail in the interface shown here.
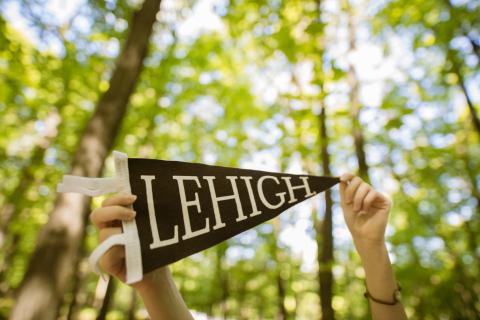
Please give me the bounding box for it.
[130,195,137,200]
[130,210,137,217]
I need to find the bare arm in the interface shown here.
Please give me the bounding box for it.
[90,194,194,320]
[339,173,407,320]
[134,268,194,320]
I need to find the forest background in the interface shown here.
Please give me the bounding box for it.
[0,0,479,319]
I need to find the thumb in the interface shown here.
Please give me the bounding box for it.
[339,173,354,208]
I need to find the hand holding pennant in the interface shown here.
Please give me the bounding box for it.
[57,151,339,284]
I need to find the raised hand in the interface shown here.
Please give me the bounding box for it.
[89,193,137,282]
[89,193,194,319]
[339,173,391,246]
[339,174,408,319]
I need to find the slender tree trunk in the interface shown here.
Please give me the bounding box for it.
[65,223,90,320]
[215,243,229,319]
[466,34,480,59]
[455,67,480,140]
[221,258,229,319]
[443,0,480,59]
[346,6,370,183]
[272,219,288,320]
[96,277,117,320]
[436,2,480,140]
[309,2,335,317]
[318,104,335,320]
[445,48,479,140]
[9,1,162,319]
[276,274,287,320]
[65,258,88,320]
[457,131,480,213]
[457,130,480,275]
[237,278,248,320]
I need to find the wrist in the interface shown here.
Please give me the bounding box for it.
[353,238,387,260]
[133,267,171,296]
[133,267,194,320]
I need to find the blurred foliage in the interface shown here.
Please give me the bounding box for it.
[0,0,479,319]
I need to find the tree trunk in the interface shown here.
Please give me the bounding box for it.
[9,1,162,319]
[436,3,480,140]
[466,34,480,59]
[347,6,370,183]
[216,244,229,320]
[65,258,87,320]
[96,277,117,320]
[212,243,229,319]
[237,281,248,320]
[454,66,480,141]
[457,130,480,275]
[318,104,335,320]
[65,227,90,320]
[272,219,288,320]
[443,0,480,59]
[276,274,287,320]
[311,2,334,317]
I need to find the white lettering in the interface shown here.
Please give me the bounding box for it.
[281,176,316,204]
[257,176,286,209]
[240,176,262,217]
[141,175,179,249]
[203,176,245,229]
[173,176,210,240]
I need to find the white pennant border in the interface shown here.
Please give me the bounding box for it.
[56,150,143,284]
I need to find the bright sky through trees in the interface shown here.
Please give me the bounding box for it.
[1,0,479,318]
[4,0,479,271]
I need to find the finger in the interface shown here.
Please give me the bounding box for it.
[353,183,370,211]
[345,176,363,204]
[340,173,355,183]
[99,227,122,242]
[363,189,377,211]
[102,194,137,208]
[339,173,357,204]
[90,206,136,229]
[372,191,392,209]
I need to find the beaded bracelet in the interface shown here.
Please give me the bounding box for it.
[364,283,402,305]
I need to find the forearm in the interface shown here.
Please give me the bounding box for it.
[355,241,407,320]
[135,267,194,320]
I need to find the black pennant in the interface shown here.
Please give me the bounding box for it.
[127,158,340,274]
